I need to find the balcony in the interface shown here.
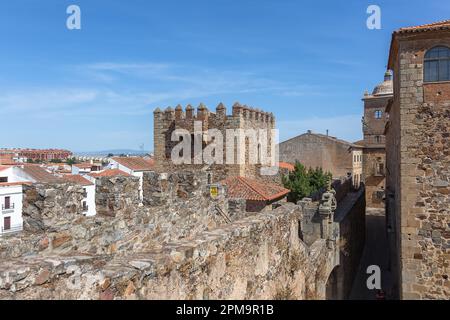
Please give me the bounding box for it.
[1,203,15,212]
[0,224,23,235]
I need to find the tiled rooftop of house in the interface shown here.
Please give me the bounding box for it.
[64,174,94,186]
[221,176,290,201]
[21,166,62,183]
[112,157,155,171]
[89,169,131,178]
[395,19,450,34]
[278,162,295,171]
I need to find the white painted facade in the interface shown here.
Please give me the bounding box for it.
[0,184,23,235]
[82,183,96,217]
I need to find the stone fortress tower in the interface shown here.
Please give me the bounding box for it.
[153,102,276,182]
[361,71,393,207]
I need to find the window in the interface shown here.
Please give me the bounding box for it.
[374,110,383,119]
[0,177,7,183]
[82,201,88,212]
[424,46,450,82]
[4,197,10,210]
[375,136,382,144]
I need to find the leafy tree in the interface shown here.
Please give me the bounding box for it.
[107,153,114,158]
[282,161,332,203]
[50,158,62,163]
[66,157,77,165]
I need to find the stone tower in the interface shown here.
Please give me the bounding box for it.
[361,71,393,207]
[385,20,450,299]
[153,103,276,182]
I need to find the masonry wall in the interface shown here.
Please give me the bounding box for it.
[279,132,355,178]
[22,183,85,232]
[386,30,450,299]
[153,103,276,181]
[0,203,338,300]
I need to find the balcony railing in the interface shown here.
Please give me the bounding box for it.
[82,205,89,212]
[0,225,23,235]
[1,203,15,211]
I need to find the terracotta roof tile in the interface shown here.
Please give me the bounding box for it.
[278,162,295,171]
[21,166,62,183]
[221,176,289,201]
[112,157,155,171]
[64,174,94,186]
[89,169,131,178]
[396,19,450,34]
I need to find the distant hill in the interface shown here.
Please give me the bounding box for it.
[74,149,152,157]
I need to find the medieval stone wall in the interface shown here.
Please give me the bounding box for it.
[22,183,85,233]
[0,169,366,300]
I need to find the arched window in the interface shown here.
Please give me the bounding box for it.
[424,46,450,82]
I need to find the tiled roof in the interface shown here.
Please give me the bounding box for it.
[89,169,131,178]
[112,157,155,171]
[221,176,290,201]
[0,166,11,173]
[64,174,94,186]
[395,20,450,34]
[20,166,62,183]
[74,162,96,169]
[278,162,295,171]
[0,181,31,188]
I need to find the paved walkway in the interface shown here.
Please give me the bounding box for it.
[349,208,394,300]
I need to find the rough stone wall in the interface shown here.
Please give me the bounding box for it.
[22,183,85,233]
[95,176,140,218]
[279,132,355,178]
[0,168,366,300]
[0,203,336,300]
[386,30,450,299]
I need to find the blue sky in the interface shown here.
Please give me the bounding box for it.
[0,0,449,152]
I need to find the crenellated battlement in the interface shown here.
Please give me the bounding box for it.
[154,102,275,128]
[153,102,276,178]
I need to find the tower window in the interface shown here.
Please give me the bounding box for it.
[374,110,383,119]
[424,46,450,82]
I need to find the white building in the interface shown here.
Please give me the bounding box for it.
[0,183,24,235]
[109,157,154,202]
[0,166,26,235]
[64,175,96,217]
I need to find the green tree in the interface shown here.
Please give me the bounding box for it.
[66,157,77,165]
[282,161,332,203]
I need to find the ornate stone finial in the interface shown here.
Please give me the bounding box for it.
[216,102,225,110]
[165,106,173,112]
[384,70,393,81]
[175,104,182,111]
[364,90,369,96]
[154,107,162,113]
[198,103,207,110]
[186,104,193,110]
